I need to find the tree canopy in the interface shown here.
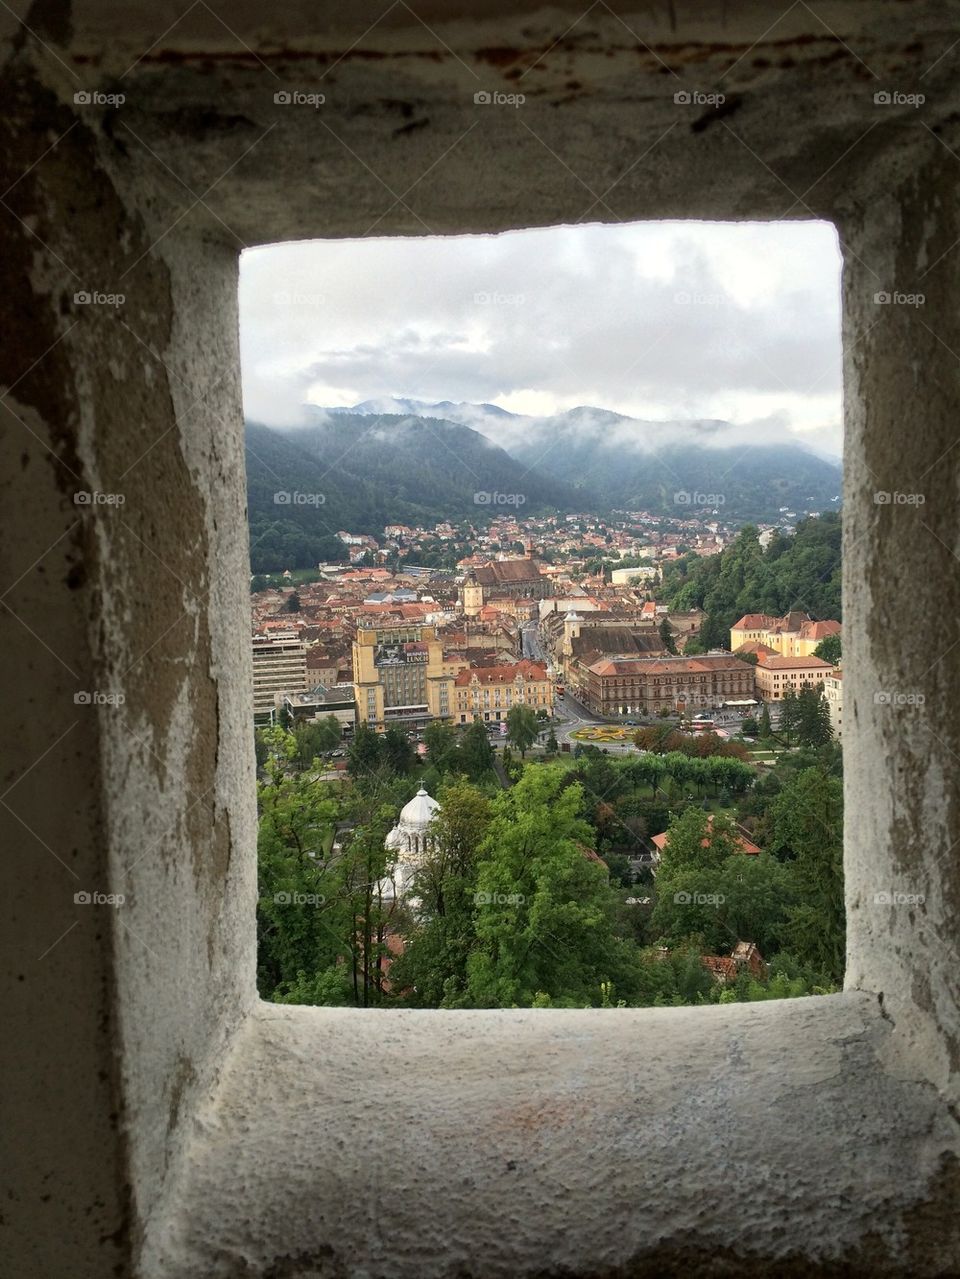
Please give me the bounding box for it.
[661,516,841,641]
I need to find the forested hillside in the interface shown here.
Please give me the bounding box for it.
[245,414,577,571]
[329,399,843,523]
[660,514,842,648]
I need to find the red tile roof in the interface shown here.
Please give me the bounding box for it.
[587,653,750,677]
[798,619,842,640]
[651,815,760,856]
[454,660,548,686]
[474,558,543,585]
[732,613,778,630]
[702,956,738,981]
[756,654,833,670]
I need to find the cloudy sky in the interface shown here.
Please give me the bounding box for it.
[239,220,843,458]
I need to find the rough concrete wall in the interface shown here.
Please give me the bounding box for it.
[2,2,960,1276]
[11,0,960,241]
[0,59,136,1279]
[841,151,960,1101]
[1,42,257,1279]
[151,997,960,1278]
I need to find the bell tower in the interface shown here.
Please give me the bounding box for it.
[460,570,484,618]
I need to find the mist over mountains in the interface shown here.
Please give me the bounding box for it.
[244,412,579,572]
[245,399,841,571]
[320,398,841,514]
[244,399,843,570]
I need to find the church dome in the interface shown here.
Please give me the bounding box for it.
[398,784,440,831]
[383,783,440,873]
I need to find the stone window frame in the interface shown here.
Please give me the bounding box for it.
[114,223,954,1278]
[7,6,960,1271]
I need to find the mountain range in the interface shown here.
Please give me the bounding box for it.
[245,400,841,572]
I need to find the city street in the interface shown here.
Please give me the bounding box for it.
[520,619,546,662]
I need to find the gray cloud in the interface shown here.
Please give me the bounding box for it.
[239,221,842,457]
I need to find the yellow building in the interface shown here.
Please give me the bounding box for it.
[753,653,833,701]
[352,623,458,728]
[453,660,554,725]
[730,611,841,659]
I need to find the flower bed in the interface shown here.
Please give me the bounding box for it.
[570,726,634,743]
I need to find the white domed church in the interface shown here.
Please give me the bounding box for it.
[381,784,440,902]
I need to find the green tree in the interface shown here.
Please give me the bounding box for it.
[546,727,559,754]
[650,804,790,958]
[505,704,538,757]
[271,966,353,1005]
[462,766,642,1007]
[779,688,800,745]
[388,781,492,1006]
[758,704,772,740]
[294,716,341,769]
[424,720,458,773]
[715,854,792,957]
[255,755,340,998]
[766,768,844,983]
[795,685,832,748]
[698,612,728,650]
[661,516,841,631]
[258,724,299,780]
[348,721,384,779]
[383,725,415,776]
[813,634,841,665]
[653,807,743,875]
[459,718,495,781]
[334,801,402,1006]
[659,618,677,654]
